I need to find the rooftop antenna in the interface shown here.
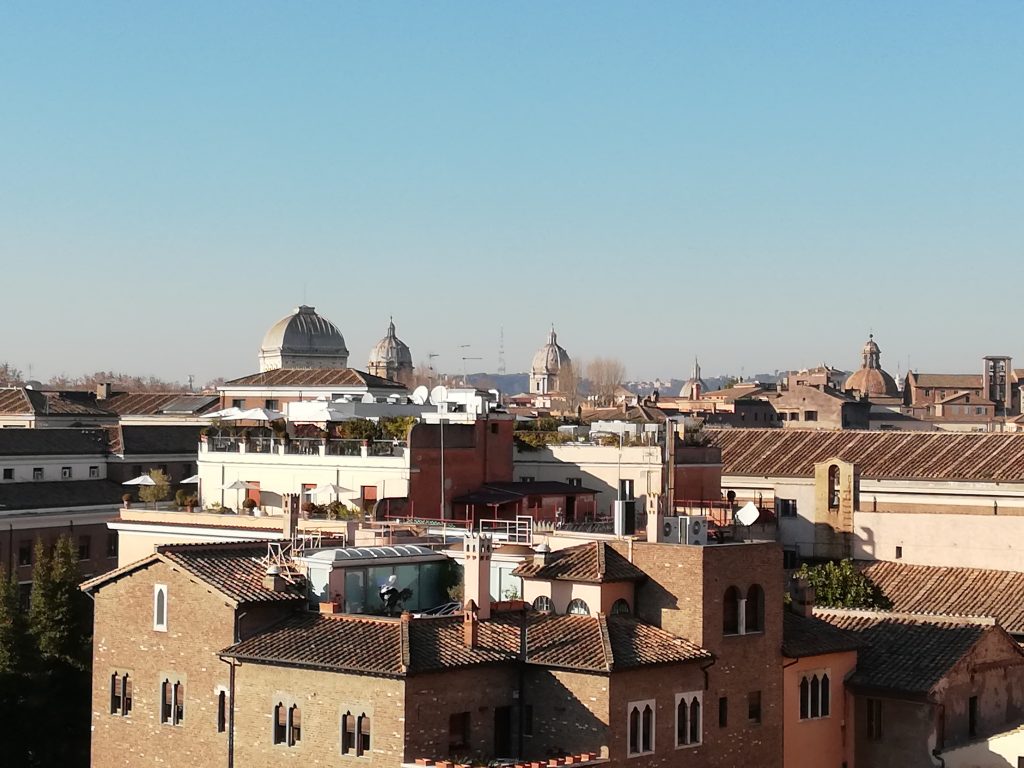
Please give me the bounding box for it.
[497,326,506,376]
[187,374,195,393]
[459,344,480,386]
[427,352,440,385]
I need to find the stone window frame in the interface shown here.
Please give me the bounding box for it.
[799,669,831,721]
[273,701,302,747]
[674,691,702,749]
[153,584,168,632]
[159,677,185,726]
[723,583,765,637]
[626,699,656,758]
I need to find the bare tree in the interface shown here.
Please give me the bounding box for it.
[559,359,586,412]
[0,362,24,387]
[587,357,626,407]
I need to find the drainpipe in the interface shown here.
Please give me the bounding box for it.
[700,656,717,690]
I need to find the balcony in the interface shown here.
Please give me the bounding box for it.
[201,436,407,462]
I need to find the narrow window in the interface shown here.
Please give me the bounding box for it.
[78,536,91,561]
[357,713,370,756]
[867,699,883,741]
[62,466,72,479]
[2,468,12,480]
[723,586,740,634]
[289,705,301,745]
[676,697,688,746]
[33,467,43,480]
[173,681,185,724]
[110,673,122,715]
[17,541,31,567]
[828,465,840,509]
[629,706,639,755]
[106,532,118,559]
[810,674,820,717]
[153,585,167,631]
[689,698,701,744]
[161,680,173,724]
[719,696,728,728]
[799,676,810,719]
[821,674,830,717]
[341,711,355,754]
[745,585,764,633]
[895,546,903,559]
[968,696,978,738]
[274,703,287,745]
[523,704,533,737]
[448,711,470,755]
[122,674,132,715]
[89,465,99,478]
[641,704,653,752]
[217,690,227,733]
[748,691,761,724]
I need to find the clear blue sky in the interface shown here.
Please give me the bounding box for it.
[1,2,1021,384]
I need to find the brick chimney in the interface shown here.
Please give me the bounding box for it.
[791,576,815,618]
[463,599,479,649]
[262,565,286,593]
[463,534,493,621]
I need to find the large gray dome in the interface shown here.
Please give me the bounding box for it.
[367,318,413,382]
[258,305,349,371]
[531,327,571,376]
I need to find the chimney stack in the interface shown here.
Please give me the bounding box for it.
[262,565,286,593]
[791,576,816,618]
[532,542,551,568]
[96,382,113,400]
[463,534,493,621]
[463,599,479,649]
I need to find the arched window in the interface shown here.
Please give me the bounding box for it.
[274,703,287,744]
[532,595,553,613]
[342,711,355,754]
[627,700,656,756]
[676,697,688,746]
[153,585,167,631]
[799,670,831,720]
[611,598,630,615]
[689,698,701,744]
[723,586,740,635]
[745,585,764,633]
[217,690,227,733]
[357,713,371,755]
[567,598,590,616]
[289,705,302,745]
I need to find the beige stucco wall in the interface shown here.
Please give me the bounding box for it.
[940,724,1024,767]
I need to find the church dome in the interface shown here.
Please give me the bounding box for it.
[844,334,898,398]
[531,327,571,375]
[259,305,349,371]
[368,318,413,370]
[679,358,707,399]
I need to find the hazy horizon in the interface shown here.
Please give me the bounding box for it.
[2,3,1021,383]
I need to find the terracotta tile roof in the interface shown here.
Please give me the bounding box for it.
[223,368,405,389]
[513,542,647,583]
[782,611,862,658]
[707,428,1024,481]
[99,392,219,416]
[0,388,32,414]
[221,611,709,676]
[82,542,306,605]
[157,542,306,604]
[908,373,983,390]
[813,609,1002,696]
[31,390,114,417]
[862,561,1024,636]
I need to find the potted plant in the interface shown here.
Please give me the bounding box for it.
[122,493,133,509]
[242,498,258,516]
[185,496,197,513]
[174,489,189,510]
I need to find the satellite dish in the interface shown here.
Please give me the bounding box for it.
[411,386,429,405]
[735,502,760,527]
[361,393,376,403]
[429,385,448,406]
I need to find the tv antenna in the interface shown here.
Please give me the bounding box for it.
[497,327,506,376]
[459,345,480,386]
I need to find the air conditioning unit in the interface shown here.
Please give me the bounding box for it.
[658,516,683,544]
[680,515,708,546]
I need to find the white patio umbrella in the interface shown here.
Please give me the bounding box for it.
[181,474,200,484]
[222,480,260,510]
[201,407,245,420]
[234,407,285,422]
[122,474,157,486]
[304,483,353,501]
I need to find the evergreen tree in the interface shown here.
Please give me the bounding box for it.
[0,566,26,673]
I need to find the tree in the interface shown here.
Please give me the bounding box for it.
[0,362,24,387]
[139,469,171,508]
[559,359,585,412]
[0,567,26,673]
[587,357,626,407]
[28,536,90,670]
[793,559,891,609]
